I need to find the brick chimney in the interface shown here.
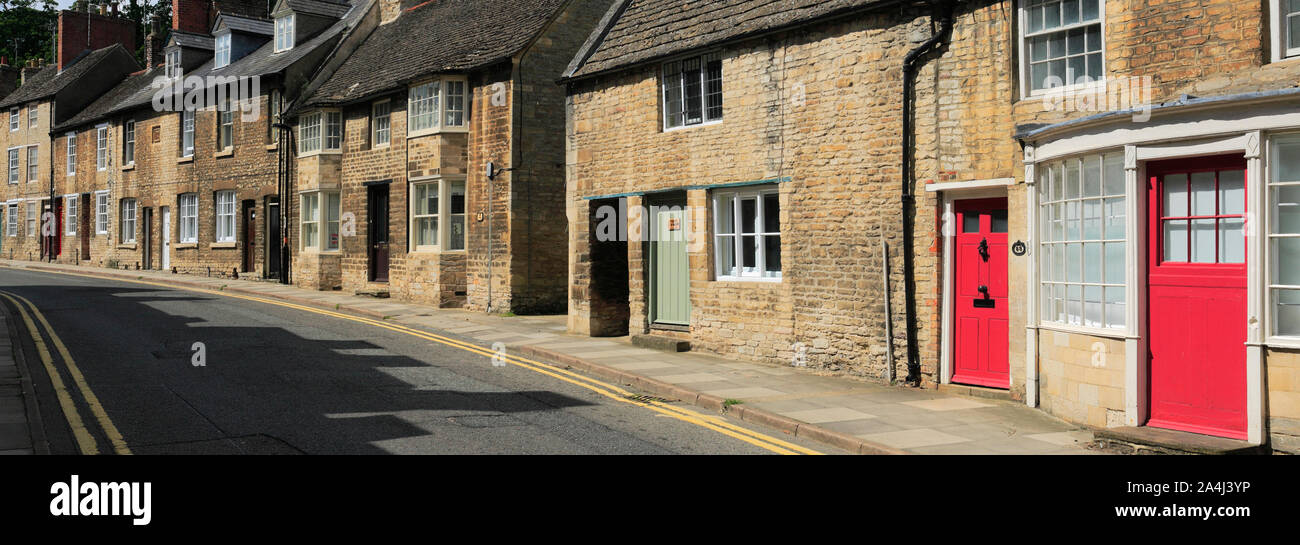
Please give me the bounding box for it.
[173,0,214,34]
[56,9,137,70]
[21,59,45,84]
[380,0,403,24]
[144,18,167,71]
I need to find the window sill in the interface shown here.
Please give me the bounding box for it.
[116,243,137,250]
[121,163,134,171]
[211,241,237,249]
[1018,79,1108,104]
[409,249,467,256]
[713,276,782,284]
[177,156,194,164]
[1036,321,1129,340]
[175,242,197,249]
[407,127,468,139]
[1264,336,1300,350]
[296,150,342,159]
[265,143,279,152]
[214,149,234,158]
[299,248,341,255]
[664,119,723,133]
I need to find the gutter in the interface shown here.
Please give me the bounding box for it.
[900,1,954,385]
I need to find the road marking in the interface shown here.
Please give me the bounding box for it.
[0,291,99,455]
[15,269,822,455]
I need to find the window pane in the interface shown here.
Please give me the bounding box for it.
[741,235,757,270]
[1054,284,1066,322]
[1067,28,1085,56]
[1083,242,1101,282]
[1279,140,1300,181]
[1278,290,1300,336]
[1219,170,1245,215]
[664,62,682,129]
[1190,218,1216,263]
[1278,238,1300,285]
[1082,155,1102,197]
[705,55,723,121]
[1277,185,1300,234]
[1030,36,1047,62]
[718,236,736,276]
[1104,197,1125,239]
[1066,242,1081,282]
[418,218,437,246]
[1028,6,1043,34]
[1050,203,1063,241]
[990,209,1008,233]
[1065,200,1080,240]
[1164,220,1188,261]
[1291,14,1300,50]
[740,198,756,233]
[1164,174,1188,216]
[1082,199,1101,239]
[1062,0,1079,25]
[1104,242,1124,283]
[1040,245,1052,285]
[1044,2,1060,30]
[1190,171,1216,216]
[717,195,734,234]
[1081,0,1099,21]
[963,211,981,233]
[1052,242,1065,281]
[1066,285,1082,325]
[1084,285,1103,328]
[683,57,702,125]
[1219,218,1244,264]
[763,235,781,277]
[762,193,779,233]
[1064,160,1080,199]
[1105,287,1125,329]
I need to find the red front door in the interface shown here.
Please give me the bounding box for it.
[1147,156,1248,439]
[952,198,1010,388]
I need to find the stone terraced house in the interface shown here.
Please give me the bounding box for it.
[285,0,613,313]
[563,0,1300,452]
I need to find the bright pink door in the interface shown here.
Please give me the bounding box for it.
[952,198,1010,388]
[1147,156,1248,439]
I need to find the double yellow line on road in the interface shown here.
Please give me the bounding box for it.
[19,269,820,455]
[0,290,131,455]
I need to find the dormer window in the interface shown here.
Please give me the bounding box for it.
[274,15,295,52]
[214,33,231,68]
[407,77,469,136]
[165,49,182,78]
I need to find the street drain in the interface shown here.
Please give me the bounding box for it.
[625,394,676,404]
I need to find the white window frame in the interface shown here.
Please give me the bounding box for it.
[712,185,781,281]
[7,148,18,184]
[662,52,724,131]
[214,33,231,68]
[96,124,108,170]
[66,132,76,175]
[26,201,37,238]
[1017,0,1106,98]
[372,100,391,148]
[123,120,135,165]
[27,105,37,129]
[26,146,37,182]
[165,49,182,79]
[1269,134,1300,340]
[9,108,17,132]
[65,195,77,236]
[274,15,295,52]
[178,193,198,243]
[120,198,137,243]
[1274,0,1300,62]
[1036,152,1128,333]
[299,191,340,251]
[298,111,322,155]
[324,111,342,151]
[218,99,234,151]
[408,178,467,252]
[407,77,469,137]
[95,191,109,234]
[215,190,237,243]
[181,110,195,157]
[6,203,16,236]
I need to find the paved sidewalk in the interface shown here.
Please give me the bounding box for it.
[0,304,37,454]
[1,259,1100,455]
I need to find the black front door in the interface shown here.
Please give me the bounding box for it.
[141,207,153,269]
[242,201,256,272]
[266,200,281,279]
[368,184,390,282]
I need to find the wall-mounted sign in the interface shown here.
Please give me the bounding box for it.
[1012,240,1027,256]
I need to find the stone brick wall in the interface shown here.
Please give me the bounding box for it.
[1266,348,1300,453]
[1038,330,1127,428]
[0,99,56,262]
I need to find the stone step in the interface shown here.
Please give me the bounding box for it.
[355,290,390,299]
[631,334,690,353]
[1094,426,1267,455]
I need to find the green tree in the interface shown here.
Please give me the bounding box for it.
[0,0,59,67]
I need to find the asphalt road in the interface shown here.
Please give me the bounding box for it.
[0,268,831,455]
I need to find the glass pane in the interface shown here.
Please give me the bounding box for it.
[1104,242,1124,283]
[1082,199,1101,239]
[1028,6,1043,34]
[763,236,781,277]
[1278,290,1300,336]
[1051,203,1064,242]
[1040,245,1052,286]
[1105,287,1125,329]
[450,215,465,251]
[762,193,779,233]
[741,235,757,269]
[1219,170,1245,215]
[1052,242,1065,281]
[1104,197,1125,239]
[1082,0,1099,21]
[1044,2,1060,30]
[1054,284,1066,322]
[1065,200,1080,240]
[963,211,981,233]
[1066,243,1081,282]
[1278,238,1300,285]
[1219,218,1244,264]
[418,217,437,246]
[1084,285,1103,328]
[1191,218,1216,263]
[1064,159,1080,199]
[1052,164,1064,202]
[740,198,757,234]
[303,223,317,248]
[1278,140,1300,182]
[717,195,734,234]
[450,182,466,214]
[1277,185,1300,234]
[1062,0,1079,25]
[1291,15,1300,50]
[1163,174,1188,217]
[1081,156,1101,197]
[1030,36,1047,62]
[1067,285,1082,325]
[1083,242,1101,282]
[1067,28,1085,56]
[1190,171,1216,216]
[990,209,1008,233]
[1164,220,1188,262]
[717,236,736,276]
[1041,284,1053,322]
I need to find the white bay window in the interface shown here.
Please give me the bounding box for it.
[1271,136,1300,337]
[408,77,468,136]
[409,179,466,251]
[300,191,339,251]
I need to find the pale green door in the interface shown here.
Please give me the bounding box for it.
[650,208,690,325]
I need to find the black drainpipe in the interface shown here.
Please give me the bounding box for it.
[901,2,954,385]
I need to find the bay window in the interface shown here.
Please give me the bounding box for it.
[1038,152,1126,329]
[713,186,781,280]
[409,179,466,251]
[407,77,468,135]
[300,191,339,251]
[215,190,237,243]
[297,111,340,154]
[178,193,198,243]
[1271,136,1300,337]
[120,198,136,243]
[663,52,723,130]
[1020,0,1103,94]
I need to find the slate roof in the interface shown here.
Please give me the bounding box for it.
[564,0,893,80]
[219,0,272,19]
[218,14,275,36]
[304,0,569,107]
[0,45,139,109]
[283,0,353,18]
[53,71,158,131]
[171,30,216,50]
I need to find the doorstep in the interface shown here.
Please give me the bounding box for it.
[1093,426,1267,455]
[631,334,690,353]
[936,382,1012,401]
